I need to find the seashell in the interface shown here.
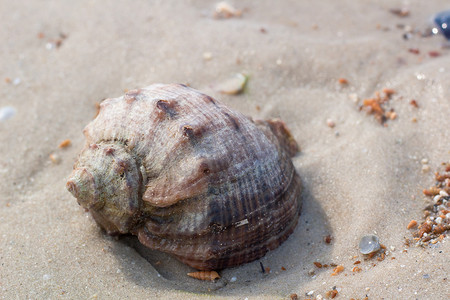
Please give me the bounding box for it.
[187,271,220,281]
[66,83,302,270]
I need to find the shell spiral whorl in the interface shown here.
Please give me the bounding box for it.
[67,83,302,270]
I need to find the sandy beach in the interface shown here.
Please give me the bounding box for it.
[1,0,449,299]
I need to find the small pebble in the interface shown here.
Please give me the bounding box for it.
[214,1,242,19]
[43,274,51,280]
[439,190,449,197]
[421,158,429,164]
[407,220,418,229]
[433,195,442,203]
[216,73,248,95]
[422,165,430,173]
[230,276,237,282]
[359,234,381,254]
[338,78,349,85]
[12,78,21,85]
[49,153,61,164]
[0,106,16,121]
[289,294,298,300]
[349,93,359,103]
[203,52,213,61]
[326,119,335,128]
[423,274,430,279]
[58,139,71,148]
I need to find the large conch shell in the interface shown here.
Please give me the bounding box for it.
[67,83,302,270]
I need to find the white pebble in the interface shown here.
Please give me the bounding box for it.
[12,78,21,85]
[349,93,359,103]
[307,290,314,296]
[421,158,428,164]
[439,190,449,197]
[49,153,61,164]
[316,295,323,300]
[230,276,237,282]
[43,274,51,280]
[0,106,16,121]
[422,165,430,173]
[433,195,442,203]
[446,213,450,220]
[203,52,212,61]
[435,217,442,224]
[390,246,395,251]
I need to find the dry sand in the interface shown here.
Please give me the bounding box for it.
[1,0,449,299]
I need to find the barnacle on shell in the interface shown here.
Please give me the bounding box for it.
[67,83,302,270]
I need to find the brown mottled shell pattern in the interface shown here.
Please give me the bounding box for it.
[67,83,302,270]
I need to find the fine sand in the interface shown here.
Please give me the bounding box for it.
[1,0,449,299]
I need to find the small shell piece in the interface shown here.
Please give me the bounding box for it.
[58,139,71,148]
[187,271,220,281]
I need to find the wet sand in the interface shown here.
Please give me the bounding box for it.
[0,1,449,299]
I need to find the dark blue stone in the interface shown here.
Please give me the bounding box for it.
[434,10,450,40]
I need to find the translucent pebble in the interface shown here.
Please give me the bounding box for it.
[359,234,381,254]
[230,276,237,282]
